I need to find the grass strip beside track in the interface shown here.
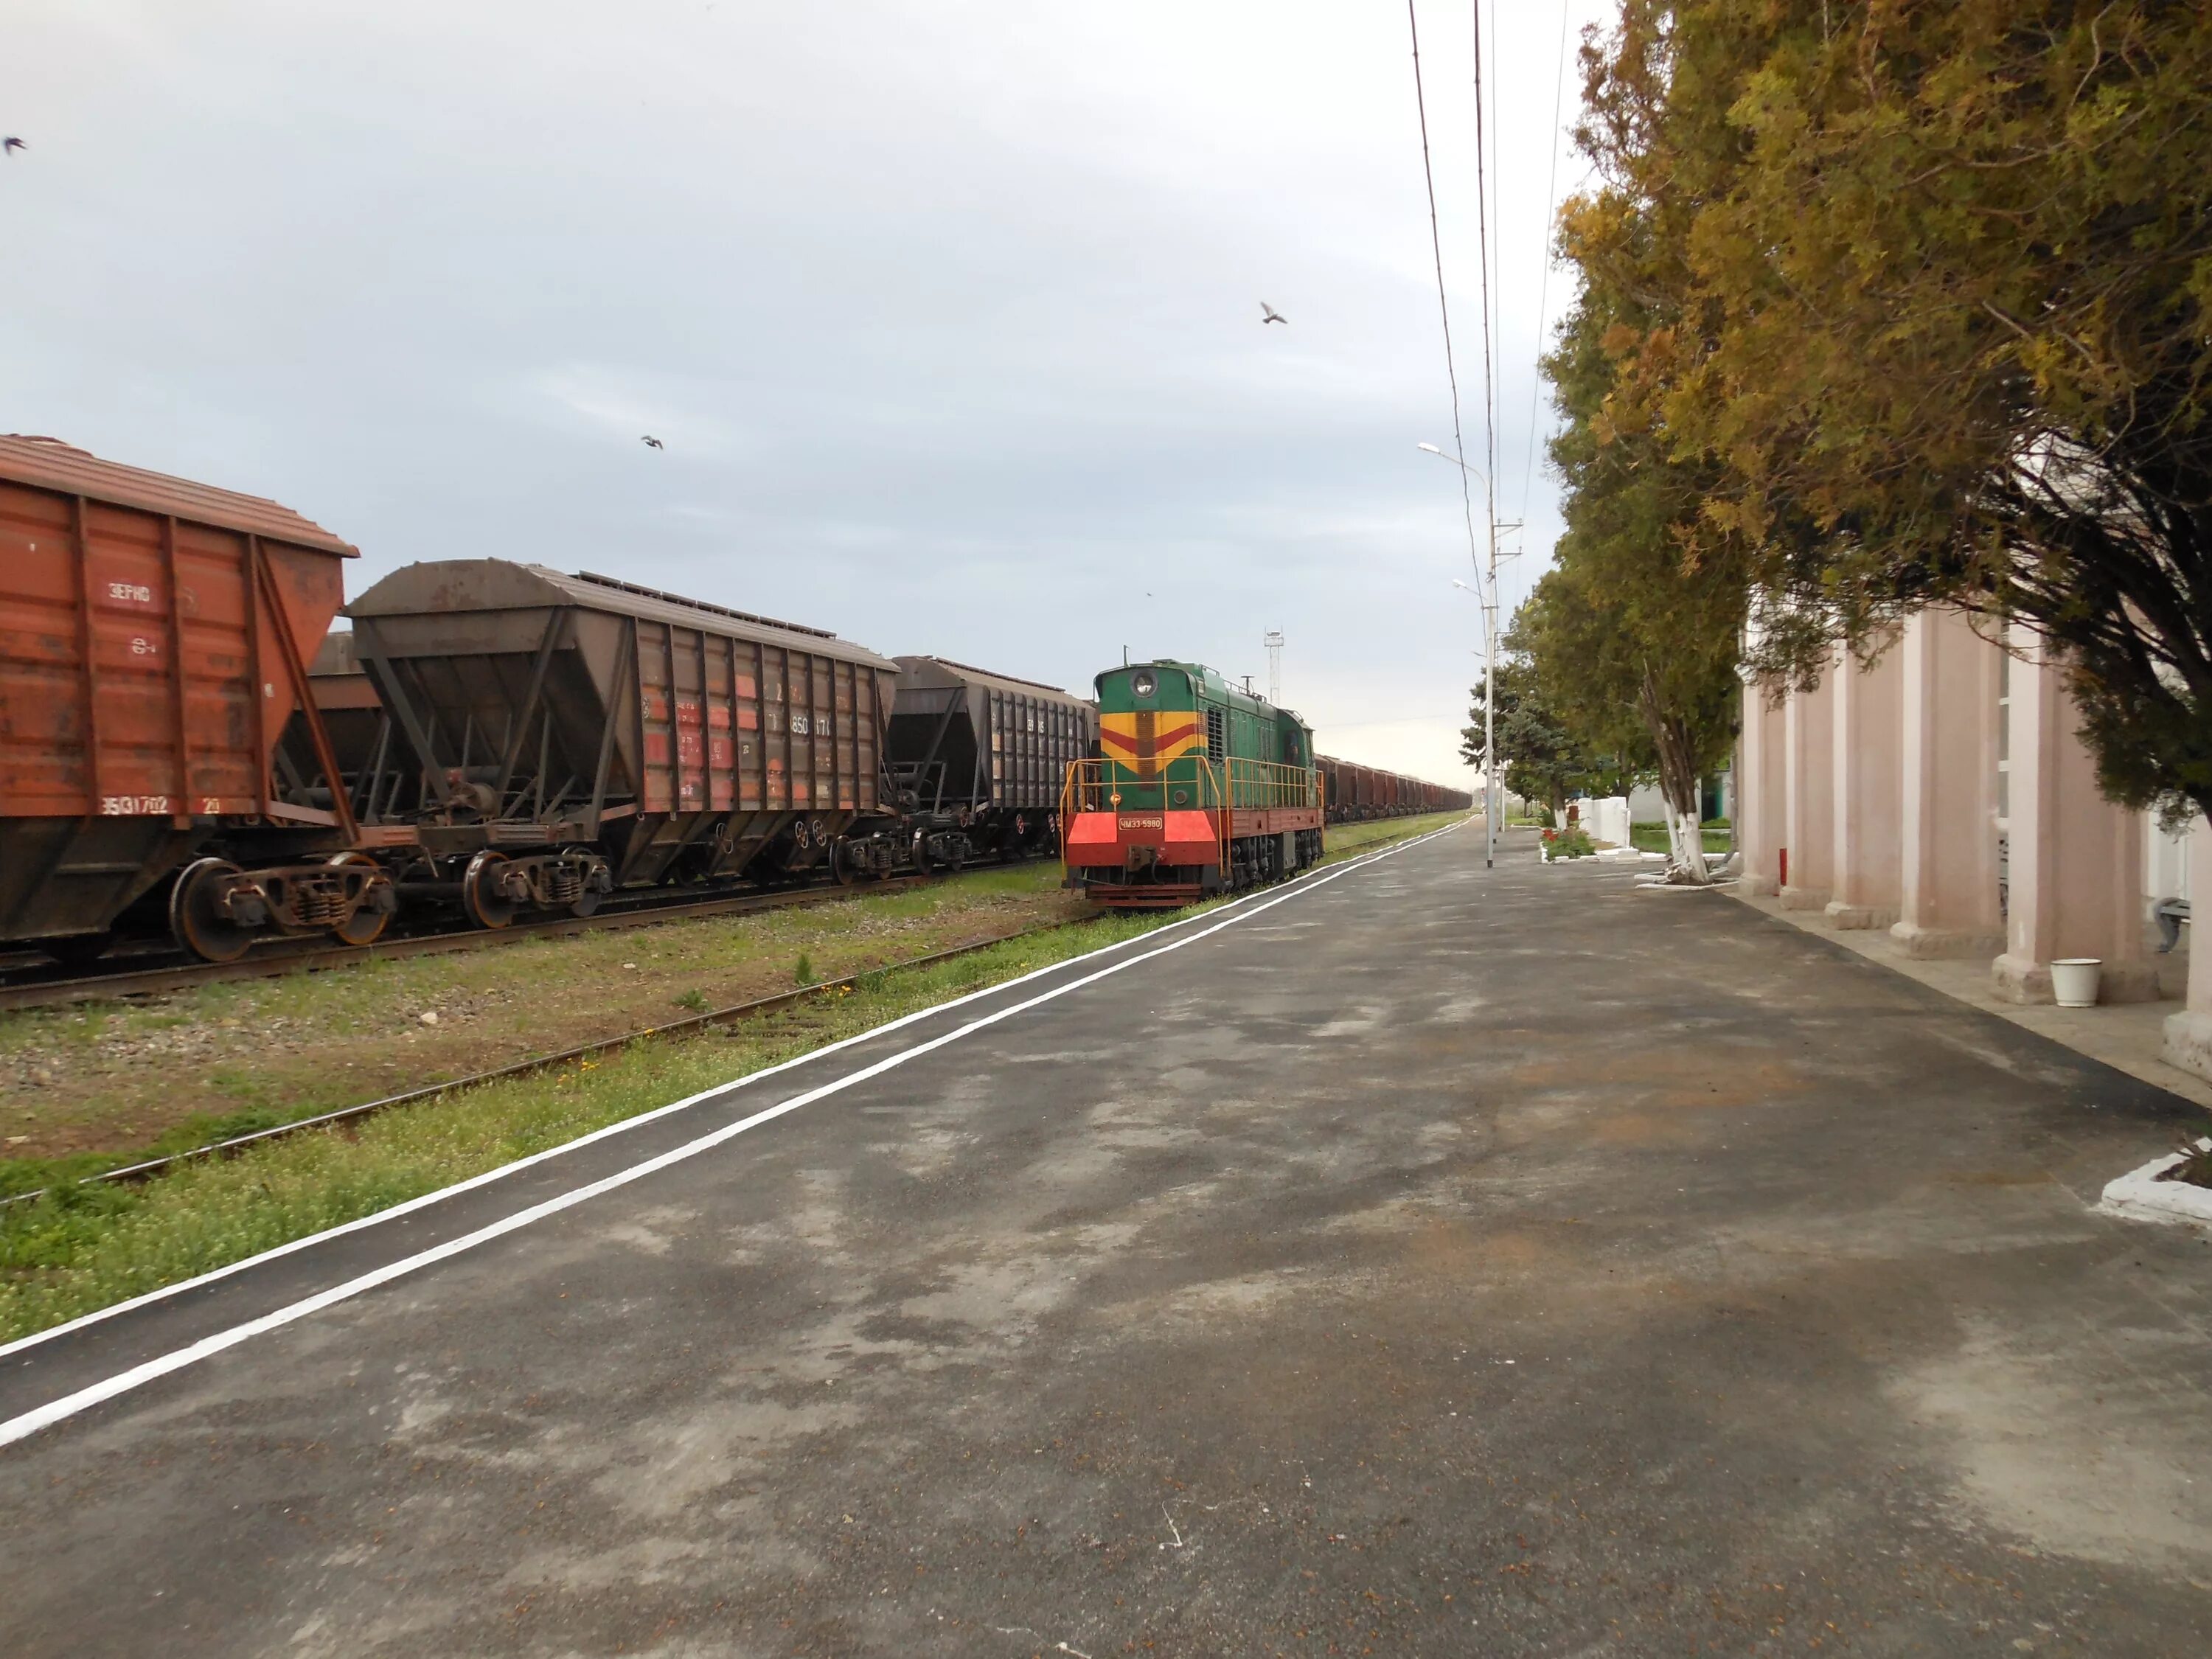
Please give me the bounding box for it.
[0,811,1464,1346]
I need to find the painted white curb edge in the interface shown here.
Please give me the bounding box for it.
[2099,1141,2212,1228]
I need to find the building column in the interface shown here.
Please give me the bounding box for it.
[1891,610,2005,959]
[1827,642,1905,929]
[1779,667,1834,911]
[1991,626,2160,1004]
[2163,818,2212,1079]
[1738,680,1786,897]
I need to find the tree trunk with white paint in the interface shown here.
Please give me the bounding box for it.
[1640,664,1711,884]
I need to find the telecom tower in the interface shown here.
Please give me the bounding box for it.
[1264,629,1284,706]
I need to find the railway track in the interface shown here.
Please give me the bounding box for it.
[0,873,937,1013]
[0,822,1456,1209]
[0,914,1091,1210]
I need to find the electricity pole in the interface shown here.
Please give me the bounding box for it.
[1264,629,1284,706]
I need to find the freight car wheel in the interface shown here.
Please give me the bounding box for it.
[170,858,255,964]
[831,841,861,887]
[461,849,518,931]
[326,852,391,947]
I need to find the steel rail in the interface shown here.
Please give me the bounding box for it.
[0,915,1098,1209]
[0,874,936,1013]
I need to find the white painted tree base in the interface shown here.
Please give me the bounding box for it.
[2100,1142,2212,1228]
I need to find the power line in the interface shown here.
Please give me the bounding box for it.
[1404,2,1483,596]
[1520,1,1573,523]
[1470,2,1498,528]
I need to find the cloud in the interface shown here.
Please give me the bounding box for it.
[2,0,1607,787]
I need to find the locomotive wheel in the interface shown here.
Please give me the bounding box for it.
[326,852,391,947]
[461,849,518,931]
[170,857,255,964]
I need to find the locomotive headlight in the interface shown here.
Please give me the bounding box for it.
[1130,669,1157,698]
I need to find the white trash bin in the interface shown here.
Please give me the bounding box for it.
[2050,958,2102,1008]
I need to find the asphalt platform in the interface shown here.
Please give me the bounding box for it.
[3,824,2209,1657]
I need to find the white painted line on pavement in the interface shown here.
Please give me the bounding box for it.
[6,826,1455,1371]
[1,821,1462,1447]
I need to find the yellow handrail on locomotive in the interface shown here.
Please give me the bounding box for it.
[1061,756,1318,815]
[1061,756,1228,872]
[1059,756,1320,871]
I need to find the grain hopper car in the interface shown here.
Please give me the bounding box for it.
[335,560,902,927]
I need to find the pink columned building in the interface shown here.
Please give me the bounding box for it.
[1736,611,2207,1079]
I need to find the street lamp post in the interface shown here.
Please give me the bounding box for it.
[1450,578,1500,865]
[1425,443,1501,867]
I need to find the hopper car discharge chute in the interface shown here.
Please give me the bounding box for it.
[1060,660,1323,909]
[0,435,400,966]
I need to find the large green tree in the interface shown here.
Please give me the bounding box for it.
[1521,80,1749,877]
[1580,0,2212,822]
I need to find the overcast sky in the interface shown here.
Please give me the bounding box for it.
[5,1,1611,786]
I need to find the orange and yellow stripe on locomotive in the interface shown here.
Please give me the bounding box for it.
[1096,709,1203,779]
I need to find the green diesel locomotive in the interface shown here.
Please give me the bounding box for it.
[1060,659,1324,908]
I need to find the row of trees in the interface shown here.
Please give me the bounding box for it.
[1467,1,2212,873]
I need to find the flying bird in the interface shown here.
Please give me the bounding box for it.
[1260,302,1287,325]
[2,138,24,156]
[641,435,663,449]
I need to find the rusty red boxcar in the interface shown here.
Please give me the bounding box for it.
[0,435,382,962]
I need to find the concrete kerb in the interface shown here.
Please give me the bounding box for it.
[2101,1142,2212,1229]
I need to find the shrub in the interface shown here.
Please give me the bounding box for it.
[1542,827,1596,860]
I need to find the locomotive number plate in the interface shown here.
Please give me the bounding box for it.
[1117,814,1164,832]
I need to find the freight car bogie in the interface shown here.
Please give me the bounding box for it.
[167,851,398,963]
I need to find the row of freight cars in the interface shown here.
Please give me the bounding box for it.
[1315,756,1469,823]
[0,434,1465,963]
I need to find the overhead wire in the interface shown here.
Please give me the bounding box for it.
[1470,0,1499,566]
[1520,1,1574,524]
[1405,1,1484,596]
